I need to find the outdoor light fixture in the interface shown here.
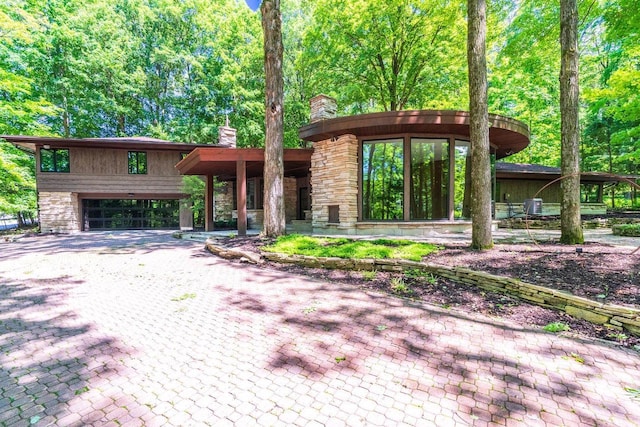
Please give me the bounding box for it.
[575,247,583,254]
[43,144,50,149]
[128,193,135,197]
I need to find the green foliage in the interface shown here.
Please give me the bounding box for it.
[361,270,378,281]
[1,0,639,207]
[607,332,629,342]
[263,234,440,262]
[542,322,570,333]
[0,141,36,216]
[299,0,467,113]
[390,276,413,296]
[405,268,438,284]
[612,224,640,237]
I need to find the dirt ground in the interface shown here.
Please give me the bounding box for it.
[218,236,640,350]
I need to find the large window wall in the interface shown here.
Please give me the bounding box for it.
[360,136,493,221]
[410,138,449,219]
[362,139,404,220]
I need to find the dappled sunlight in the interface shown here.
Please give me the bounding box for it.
[1,232,639,425]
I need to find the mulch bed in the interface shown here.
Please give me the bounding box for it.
[215,236,640,350]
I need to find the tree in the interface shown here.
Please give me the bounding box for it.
[559,0,584,244]
[299,0,467,113]
[0,2,54,220]
[260,0,285,237]
[467,0,493,250]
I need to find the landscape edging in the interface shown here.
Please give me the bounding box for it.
[262,252,640,337]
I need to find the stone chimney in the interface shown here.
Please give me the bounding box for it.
[310,94,337,123]
[218,115,236,147]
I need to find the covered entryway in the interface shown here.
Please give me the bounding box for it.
[176,147,313,235]
[82,199,180,230]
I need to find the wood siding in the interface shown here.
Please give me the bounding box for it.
[496,179,562,204]
[36,147,184,195]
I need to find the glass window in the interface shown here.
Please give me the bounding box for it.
[247,179,256,209]
[410,138,449,219]
[581,183,601,203]
[454,140,471,219]
[128,151,147,174]
[362,139,404,220]
[40,148,70,173]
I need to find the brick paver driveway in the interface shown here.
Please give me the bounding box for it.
[1,231,639,426]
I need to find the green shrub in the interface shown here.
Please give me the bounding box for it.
[612,224,640,237]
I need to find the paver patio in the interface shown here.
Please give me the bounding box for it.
[1,231,639,426]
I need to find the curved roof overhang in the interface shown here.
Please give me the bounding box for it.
[299,110,530,159]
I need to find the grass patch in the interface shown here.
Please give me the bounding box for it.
[263,234,439,262]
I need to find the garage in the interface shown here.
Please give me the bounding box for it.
[82,199,180,230]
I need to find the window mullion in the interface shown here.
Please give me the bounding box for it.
[403,136,410,222]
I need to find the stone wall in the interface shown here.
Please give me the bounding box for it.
[215,182,234,222]
[39,191,80,233]
[218,177,298,228]
[263,252,640,337]
[310,134,359,233]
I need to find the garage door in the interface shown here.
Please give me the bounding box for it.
[82,199,180,230]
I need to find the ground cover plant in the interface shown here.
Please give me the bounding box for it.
[262,234,440,262]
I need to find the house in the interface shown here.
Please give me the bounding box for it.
[4,135,208,233]
[8,95,634,235]
[494,162,635,218]
[178,95,531,236]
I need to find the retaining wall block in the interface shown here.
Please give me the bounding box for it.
[565,306,610,325]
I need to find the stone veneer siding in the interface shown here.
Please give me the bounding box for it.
[310,134,359,233]
[39,191,80,233]
[216,182,234,222]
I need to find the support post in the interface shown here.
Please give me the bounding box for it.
[205,174,214,232]
[237,160,247,236]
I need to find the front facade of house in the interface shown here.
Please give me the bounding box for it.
[6,136,203,233]
[7,95,633,235]
[298,96,530,236]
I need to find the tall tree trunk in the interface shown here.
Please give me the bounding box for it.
[559,0,584,244]
[261,0,285,237]
[467,0,493,250]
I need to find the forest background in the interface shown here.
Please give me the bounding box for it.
[1,0,638,220]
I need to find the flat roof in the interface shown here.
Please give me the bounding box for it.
[176,147,313,180]
[496,162,639,183]
[299,110,530,159]
[1,135,211,152]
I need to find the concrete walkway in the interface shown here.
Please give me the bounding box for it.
[1,231,639,426]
